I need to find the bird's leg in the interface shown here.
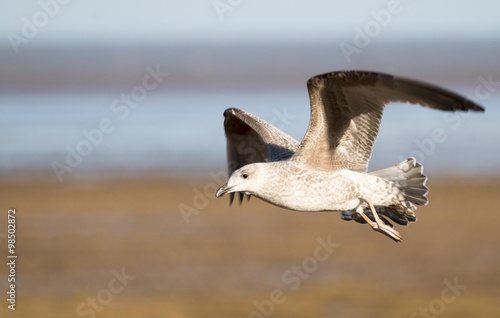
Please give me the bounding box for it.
[356,199,402,242]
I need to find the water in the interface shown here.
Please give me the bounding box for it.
[1,85,499,181]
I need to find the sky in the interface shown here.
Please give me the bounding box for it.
[2,0,500,47]
[1,0,499,177]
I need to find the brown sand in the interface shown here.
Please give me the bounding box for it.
[0,176,499,317]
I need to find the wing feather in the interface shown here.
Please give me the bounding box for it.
[223,108,299,175]
[292,71,484,172]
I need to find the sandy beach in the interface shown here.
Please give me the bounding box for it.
[1,175,499,317]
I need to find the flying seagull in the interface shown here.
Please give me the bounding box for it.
[215,71,484,242]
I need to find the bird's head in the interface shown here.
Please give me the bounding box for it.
[215,163,265,200]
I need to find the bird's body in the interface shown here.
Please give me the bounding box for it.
[239,162,398,212]
[215,71,484,242]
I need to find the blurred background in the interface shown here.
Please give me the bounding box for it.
[1,1,499,317]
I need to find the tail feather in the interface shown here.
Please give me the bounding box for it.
[368,157,428,225]
[370,157,429,206]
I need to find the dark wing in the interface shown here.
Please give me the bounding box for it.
[224,108,299,173]
[223,108,300,204]
[292,71,485,172]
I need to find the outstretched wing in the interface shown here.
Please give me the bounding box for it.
[223,108,300,204]
[292,71,485,172]
[224,108,299,173]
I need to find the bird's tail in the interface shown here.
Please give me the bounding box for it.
[368,157,428,225]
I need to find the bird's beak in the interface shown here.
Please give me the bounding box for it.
[216,184,250,206]
[215,183,231,198]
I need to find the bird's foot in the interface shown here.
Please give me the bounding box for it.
[357,198,403,242]
[371,222,402,242]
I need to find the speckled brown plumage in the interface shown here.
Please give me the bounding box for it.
[216,71,484,241]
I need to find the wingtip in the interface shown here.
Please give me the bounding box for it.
[475,104,486,112]
[228,192,249,206]
[223,108,234,117]
[223,108,243,118]
[238,192,244,205]
[455,100,485,112]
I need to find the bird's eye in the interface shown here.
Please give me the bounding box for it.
[241,173,249,179]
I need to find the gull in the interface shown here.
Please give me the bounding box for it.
[215,71,484,242]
